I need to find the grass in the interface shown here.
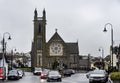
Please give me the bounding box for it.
[20,67,32,72]
[110,72,120,80]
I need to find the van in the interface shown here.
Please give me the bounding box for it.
[0,67,6,80]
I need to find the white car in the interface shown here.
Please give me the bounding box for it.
[17,69,24,78]
[88,70,108,83]
[33,68,42,75]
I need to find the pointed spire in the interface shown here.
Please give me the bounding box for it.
[43,8,45,13]
[34,8,37,15]
[55,28,58,33]
[34,8,38,20]
[43,8,46,20]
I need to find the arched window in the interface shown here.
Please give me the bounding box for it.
[38,24,41,34]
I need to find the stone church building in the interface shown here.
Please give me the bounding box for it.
[31,9,79,70]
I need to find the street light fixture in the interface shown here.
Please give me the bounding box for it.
[103,23,114,70]
[2,32,11,68]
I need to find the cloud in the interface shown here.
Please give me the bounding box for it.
[0,0,120,57]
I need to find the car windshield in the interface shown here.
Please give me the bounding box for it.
[9,70,17,75]
[92,70,105,74]
[35,68,41,71]
[49,71,59,75]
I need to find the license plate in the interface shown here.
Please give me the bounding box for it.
[94,79,100,81]
[53,77,57,79]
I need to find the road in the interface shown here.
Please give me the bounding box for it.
[0,72,112,83]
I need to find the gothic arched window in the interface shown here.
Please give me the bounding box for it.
[38,24,41,34]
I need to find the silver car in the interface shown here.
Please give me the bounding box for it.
[17,69,24,78]
[88,70,108,83]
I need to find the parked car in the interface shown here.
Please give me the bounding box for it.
[88,69,108,83]
[33,67,42,75]
[86,71,93,78]
[47,70,62,82]
[7,70,20,80]
[40,71,49,79]
[62,69,74,76]
[0,67,6,81]
[69,69,75,74]
[17,69,24,78]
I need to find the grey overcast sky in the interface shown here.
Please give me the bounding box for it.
[0,0,120,57]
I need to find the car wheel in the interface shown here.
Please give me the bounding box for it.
[2,77,6,81]
[47,80,50,82]
[47,79,50,82]
[89,81,92,83]
[17,77,20,80]
[106,77,108,82]
[59,79,62,82]
[2,79,5,81]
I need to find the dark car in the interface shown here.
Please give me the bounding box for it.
[62,69,74,76]
[7,70,20,80]
[47,70,62,82]
[69,69,75,74]
[88,70,108,83]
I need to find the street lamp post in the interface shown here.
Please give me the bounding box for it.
[11,50,13,70]
[11,48,16,70]
[99,47,104,69]
[2,32,11,68]
[103,23,114,70]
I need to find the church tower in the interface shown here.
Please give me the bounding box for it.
[32,9,46,68]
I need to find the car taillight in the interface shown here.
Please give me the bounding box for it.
[0,73,4,76]
[0,68,3,73]
[41,74,44,76]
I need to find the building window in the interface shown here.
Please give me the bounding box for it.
[38,24,41,34]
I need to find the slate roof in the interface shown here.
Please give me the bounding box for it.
[66,43,79,54]
[48,31,65,43]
